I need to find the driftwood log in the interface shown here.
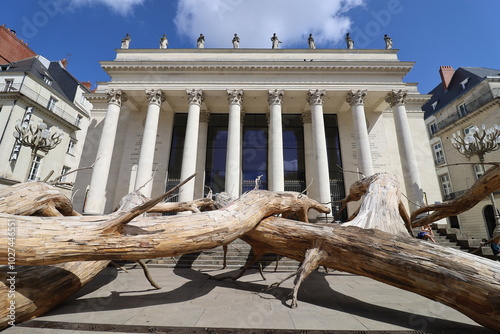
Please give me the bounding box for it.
[0,178,218,329]
[0,182,110,328]
[1,171,500,331]
[0,190,328,265]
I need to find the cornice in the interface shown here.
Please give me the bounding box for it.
[100,63,414,74]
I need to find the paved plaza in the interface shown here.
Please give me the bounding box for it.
[4,266,494,333]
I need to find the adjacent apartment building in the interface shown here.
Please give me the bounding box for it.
[423,66,500,238]
[73,38,443,222]
[0,25,92,198]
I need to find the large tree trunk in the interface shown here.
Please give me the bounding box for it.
[2,172,500,331]
[0,190,329,265]
[240,217,500,332]
[0,182,110,329]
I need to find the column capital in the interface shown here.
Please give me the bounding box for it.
[268,89,284,106]
[186,89,204,106]
[346,89,367,107]
[106,89,127,107]
[145,89,165,106]
[200,110,210,124]
[385,89,408,107]
[227,89,244,105]
[301,110,312,124]
[307,89,325,106]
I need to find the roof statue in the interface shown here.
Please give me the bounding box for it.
[197,34,205,49]
[345,33,354,49]
[384,34,393,49]
[160,34,168,49]
[121,33,131,49]
[308,34,316,49]
[271,33,282,49]
[232,33,240,49]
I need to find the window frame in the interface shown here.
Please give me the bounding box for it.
[457,103,468,118]
[67,139,77,155]
[433,142,445,165]
[47,96,58,111]
[28,155,43,181]
[440,173,452,198]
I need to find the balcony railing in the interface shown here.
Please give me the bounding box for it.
[0,82,80,127]
[433,88,500,135]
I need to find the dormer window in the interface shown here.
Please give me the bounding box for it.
[431,101,438,110]
[460,77,470,90]
[43,75,52,86]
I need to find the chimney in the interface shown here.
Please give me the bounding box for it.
[81,81,92,90]
[439,66,455,90]
[60,58,68,69]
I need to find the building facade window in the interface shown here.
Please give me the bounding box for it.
[433,142,445,165]
[47,96,58,111]
[4,79,14,91]
[428,122,438,136]
[204,114,229,195]
[457,103,468,118]
[474,164,485,180]
[28,155,43,181]
[440,174,452,198]
[67,140,76,155]
[60,166,71,182]
[464,125,475,136]
[76,115,83,127]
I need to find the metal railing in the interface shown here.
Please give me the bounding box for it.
[0,82,80,127]
[434,88,500,135]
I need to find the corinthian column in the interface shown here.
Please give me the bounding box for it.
[84,89,127,214]
[346,89,374,177]
[302,110,317,200]
[178,89,203,203]
[134,89,165,197]
[194,110,210,199]
[308,89,332,221]
[268,89,285,191]
[386,89,424,208]
[225,89,243,197]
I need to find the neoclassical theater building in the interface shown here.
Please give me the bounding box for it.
[73,44,443,222]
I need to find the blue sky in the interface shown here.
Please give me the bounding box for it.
[2,0,499,94]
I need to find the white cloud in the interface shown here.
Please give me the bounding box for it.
[174,0,365,48]
[68,0,145,16]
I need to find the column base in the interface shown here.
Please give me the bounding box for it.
[82,211,102,216]
[315,213,334,224]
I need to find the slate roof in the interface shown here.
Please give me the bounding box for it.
[423,67,500,119]
[1,56,90,105]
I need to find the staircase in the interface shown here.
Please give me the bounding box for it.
[143,224,496,269]
[145,239,301,271]
[429,222,497,260]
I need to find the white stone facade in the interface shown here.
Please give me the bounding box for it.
[0,56,92,198]
[424,71,500,238]
[74,48,442,221]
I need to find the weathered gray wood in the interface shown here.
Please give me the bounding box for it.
[241,217,500,332]
[0,190,329,265]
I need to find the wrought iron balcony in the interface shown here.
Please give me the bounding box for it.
[0,82,81,128]
[432,88,500,136]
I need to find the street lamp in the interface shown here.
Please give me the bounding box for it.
[451,124,500,236]
[13,120,63,181]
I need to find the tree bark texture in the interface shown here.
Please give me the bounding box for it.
[0,190,329,265]
[241,217,500,332]
[0,182,110,329]
[1,171,500,331]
